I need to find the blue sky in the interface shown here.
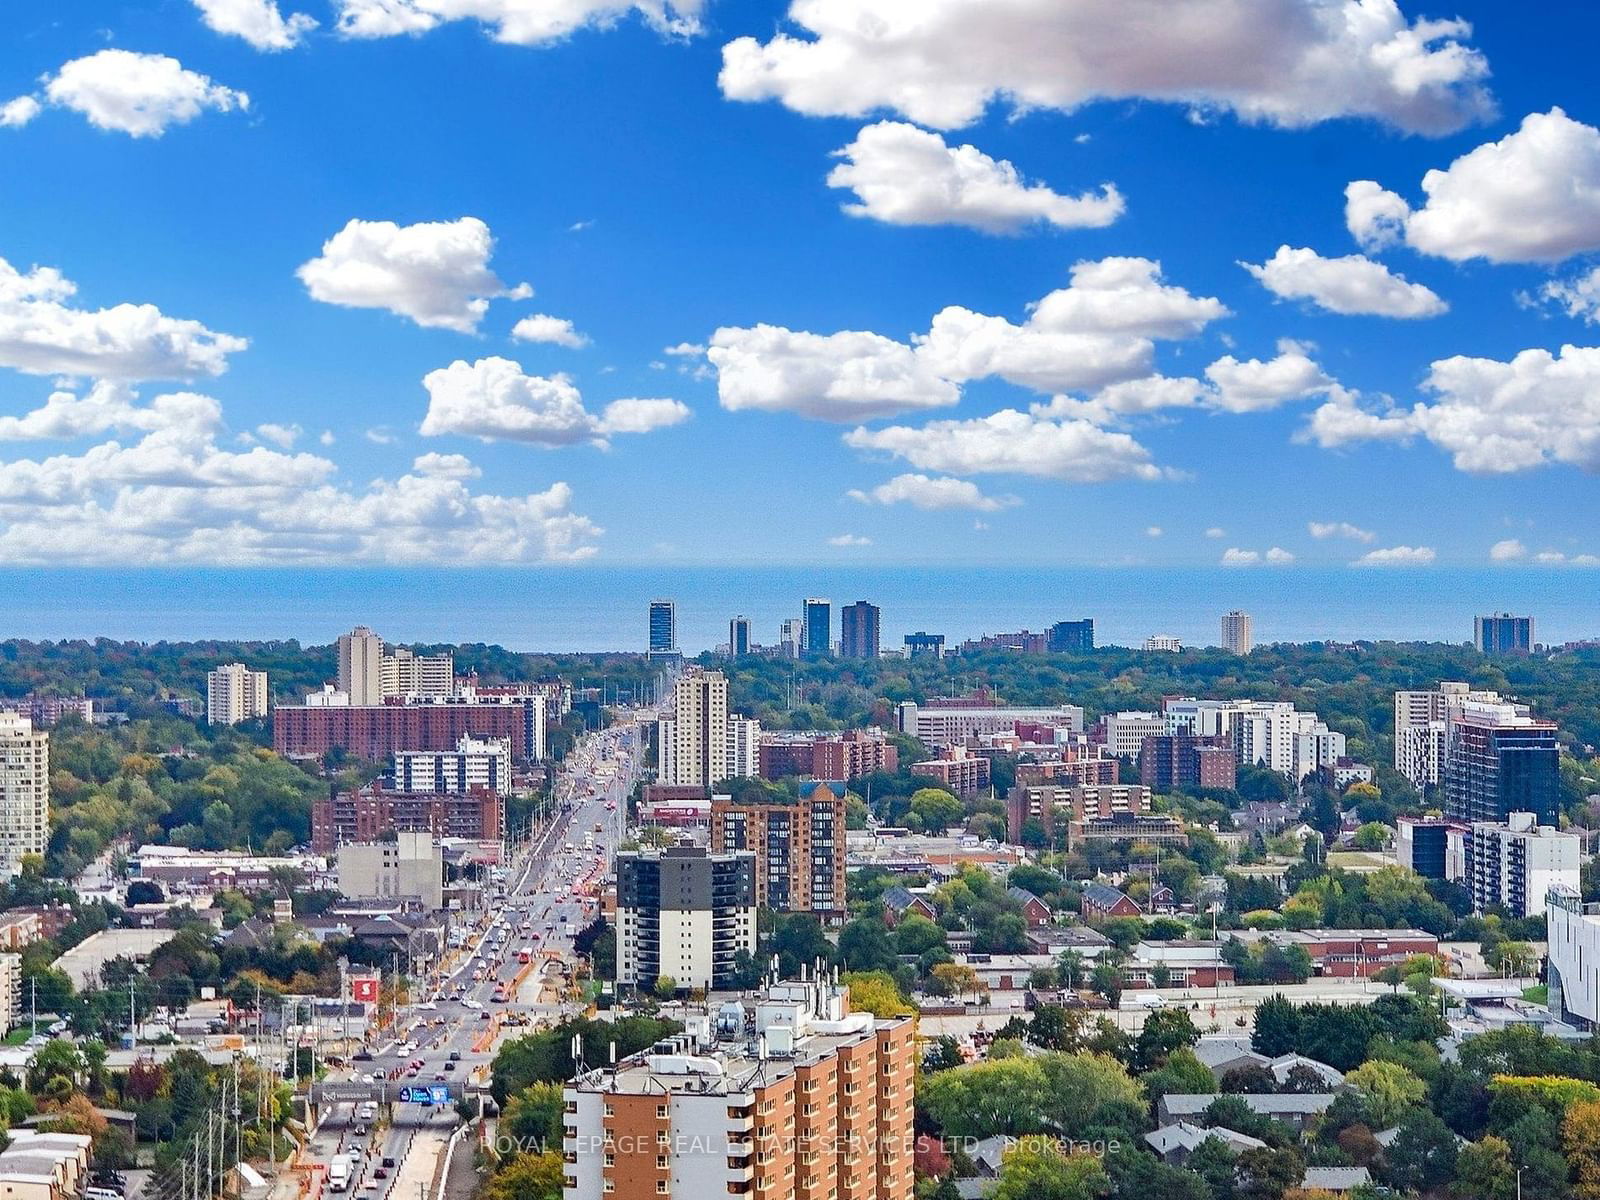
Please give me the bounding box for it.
[2,0,1599,569]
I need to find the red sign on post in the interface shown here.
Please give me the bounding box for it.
[351,976,380,1004]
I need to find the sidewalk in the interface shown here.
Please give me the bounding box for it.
[390,1127,449,1200]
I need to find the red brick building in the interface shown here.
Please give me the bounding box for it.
[909,746,990,797]
[1013,754,1119,788]
[311,785,503,852]
[1081,882,1142,920]
[274,697,543,764]
[1139,734,1237,792]
[759,729,897,782]
[1297,929,1440,977]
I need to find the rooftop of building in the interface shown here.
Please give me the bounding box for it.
[566,976,907,1098]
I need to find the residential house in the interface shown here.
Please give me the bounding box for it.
[1007,887,1052,927]
[1157,1093,1336,1132]
[882,886,936,928]
[1081,882,1141,921]
[1145,1123,1266,1165]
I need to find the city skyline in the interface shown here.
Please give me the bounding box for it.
[2,3,1600,567]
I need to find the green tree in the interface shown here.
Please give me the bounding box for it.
[919,1058,1048,1138]
[500,1083,564,1153]
[1235,1146,1304,1200]
[1143,1048,1216,1102]
[1385,1107,1458,1194]
[909,788,965,831]
[1251,994,1300,1057]
[1037,1052,1146,1134]
[1455,1134,1516,1200]
[996,1143,1111,1200]
[482,1152,564,1200]
[837,917,899,974]
[1135,1007,1200,1072]
[1345,1061,1427,1128]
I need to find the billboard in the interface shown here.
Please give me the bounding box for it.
[398,1085,452,1105]
[351,975,380,1004]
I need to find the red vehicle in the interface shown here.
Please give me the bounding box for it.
[517,947,532,964]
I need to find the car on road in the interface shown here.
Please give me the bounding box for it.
[447,1051,461,1061]
[374,1169,388,1180]
[382,1158,396,1169]
[433,1073,447,1081]
[354,1125,368,1137]
[346,1148,362,1160]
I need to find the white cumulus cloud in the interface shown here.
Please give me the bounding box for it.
[0,97,41,128]
[0,387,600,564]
[1221,546,1294,566]
[720,0,1492,134]
[1354,545,1436,566]
[843,409,1164,484]
[191,0,317,50]
[0,253,247,380]
[1488,538,1526,561]
[707,324,960,422]
[42,50,248,138]
[511,313,589,348]
[411,451,480,479]
[828,533,872,546]
[297,217,530,333]
[846,473,1017,512]
[333,0,704,43]
[1537,267,1600,325]
[1241,245,1446,318]
[709,258,1227,421]
[1204,341,1333,412]
[826,121,1124,234]
[1309,520,1376,542]
[1345,109,1600,263]
[419,357,685,446]
[254,422,302,448]
[596,396,691,435]
[1305,344,1600,474]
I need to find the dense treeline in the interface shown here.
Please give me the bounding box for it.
[711,640,1600,754]
[0,637,665,707]
[45,713,324,877]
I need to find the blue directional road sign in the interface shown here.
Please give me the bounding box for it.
[429,1085,450,1105]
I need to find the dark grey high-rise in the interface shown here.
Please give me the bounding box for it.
[616,845,756,992]
[729,615,751,657]
[1443,708,1558,825]
[1047,619,1095,654]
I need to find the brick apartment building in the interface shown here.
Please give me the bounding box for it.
[561,977,914,1200]
[758,729,897,782]
[312,785,503,853]
[274,696,545,764]
[1005,783,1150,843]
[909,746,990,798]
[1140,733,1237,792]
[1013,755,1119,788]
[711,780,846,918]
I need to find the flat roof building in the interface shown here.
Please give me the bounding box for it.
[562,975,914,1200]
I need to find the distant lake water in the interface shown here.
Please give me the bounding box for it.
[0,566,1593,654]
